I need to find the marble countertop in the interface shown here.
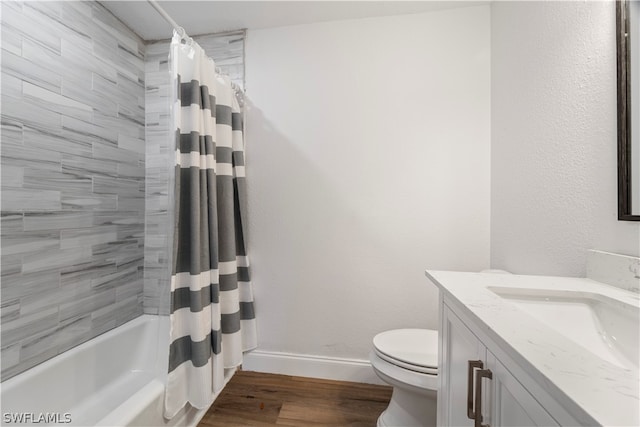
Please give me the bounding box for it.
[425,270,640,427]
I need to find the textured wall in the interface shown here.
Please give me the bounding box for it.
[143,32,245,314]
[0,1,145,380]
[245,7,491,361]
[491,1,640,277]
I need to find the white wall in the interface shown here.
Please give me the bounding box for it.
[491,1,640,277]
[244,6,491,364]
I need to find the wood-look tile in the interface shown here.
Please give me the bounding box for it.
[2,188,62,212]
[93,139,141,164]
[23,212,94,231]
[115,278,143,302]
[1,49,62,93]
[93,243,143,269]
[1,299,21,323]
[60,37,118,84]
[62,77,119,117]
[59,2,93,39]
[22,247,89,274]
[117,71,145,97]
[23,168,92,195]
[1,0,146,380]
[1,270,60,300]
[24,1,62,20]
[0,343,21,372]
[50,315,94,353]
[58,288,116,322]
[94,110,144,140]
[60,258,117,287]
[91,265,139,290]
[92,210,144,227]
[23,126,92,159]
[56,316,108,355]
[1,71,22,99]
[276,400,379,426]
[61,1,92,20]
[114,295,144,326]
[61,155,118,179]
[21,37,67,79]
[2,92,64,132]
[118,162,145,179]
[94,176,141,197]
[118,196,145,213]
[3,3,61,55]
[1,346,58,381]
[0,230,60,256]
[1,307,59,346]
[1,25,22,56]
[22,80,93,122]
[118,103,145,127]
[0,213,24,234]
[90,302,119,333]
[59,226,118,250]
[91,3,141,54]
[1,165,24,188]
[0,0,22,16]
[93,39,140,83]
[199,371,391,427]
[2,139,63,173]
[62,115,118,145]
[0,118,24,146]
[0,254,23,277]
[61,193,118,211]
[18,326,61,365]
[90,73,121,110]
[20,279,92,317]
[49,314,94,352]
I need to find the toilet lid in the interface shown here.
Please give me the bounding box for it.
[373,329,438,374]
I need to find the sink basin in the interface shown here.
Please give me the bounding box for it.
[488,287,640,370]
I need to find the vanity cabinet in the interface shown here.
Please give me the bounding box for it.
[438,300,559,427]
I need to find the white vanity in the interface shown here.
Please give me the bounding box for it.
[426,269,639,427]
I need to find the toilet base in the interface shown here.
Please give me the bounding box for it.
[377,387,437,427]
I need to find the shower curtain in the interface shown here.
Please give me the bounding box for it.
[164,31,257,419]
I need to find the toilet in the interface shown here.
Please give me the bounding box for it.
[370,329,438,427]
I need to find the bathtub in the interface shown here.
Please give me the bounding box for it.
[0,315,224,427]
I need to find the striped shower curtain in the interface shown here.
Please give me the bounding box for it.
[164,32,257,419]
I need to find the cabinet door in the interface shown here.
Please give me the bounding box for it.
[485,351,559,427]
[438,304,486,427]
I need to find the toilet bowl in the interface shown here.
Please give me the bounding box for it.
[370,329,438,427]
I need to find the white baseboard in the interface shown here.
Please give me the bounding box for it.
[241,350,386,385]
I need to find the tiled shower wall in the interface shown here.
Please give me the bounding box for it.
[0,1,145,380]
[143,31,245,314]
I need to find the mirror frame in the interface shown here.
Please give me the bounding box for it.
[617,0,640,220]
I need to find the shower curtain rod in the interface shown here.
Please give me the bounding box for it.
[147,0,246,94]
[148,0,188,39]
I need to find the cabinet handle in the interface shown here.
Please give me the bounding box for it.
[474,368,493,427]
[467,360,484,420]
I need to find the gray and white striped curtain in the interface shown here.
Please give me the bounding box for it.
[164,32,257,419]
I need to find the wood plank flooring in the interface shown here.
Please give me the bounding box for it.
[198,370,392,426]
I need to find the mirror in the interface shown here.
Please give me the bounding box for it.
[618,0,640,220]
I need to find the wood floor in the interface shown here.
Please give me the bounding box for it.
[198,370,392,426]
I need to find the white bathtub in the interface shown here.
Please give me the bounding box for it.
[0,315,219,427]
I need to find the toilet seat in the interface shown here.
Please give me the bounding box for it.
[372,329,438,375]
[370,328,439,426]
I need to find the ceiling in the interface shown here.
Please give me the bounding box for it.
[101,1,485,41]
